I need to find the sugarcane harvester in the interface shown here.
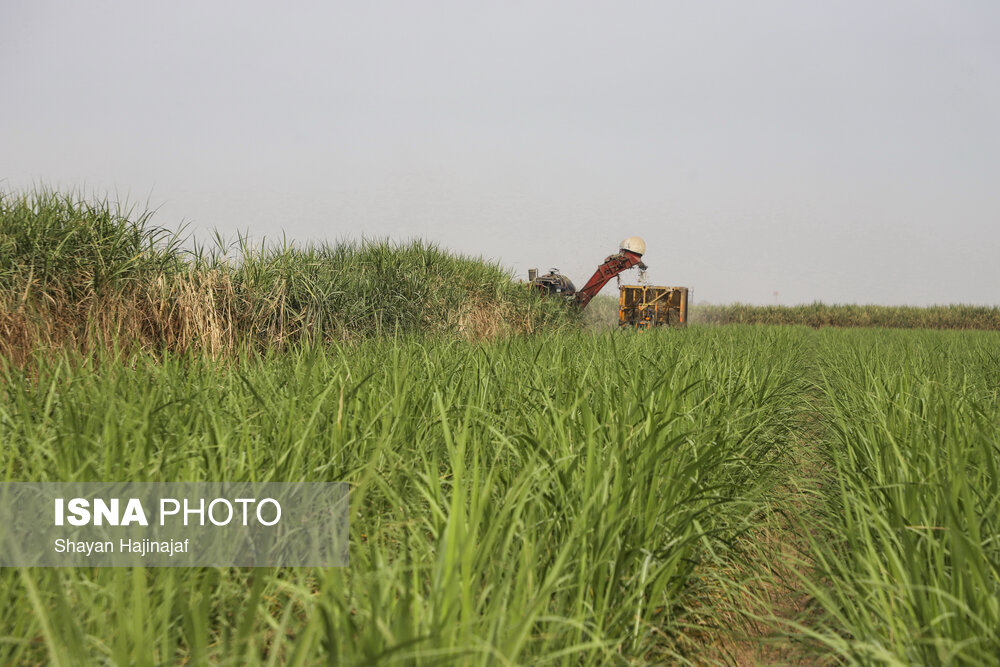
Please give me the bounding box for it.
[528,237,689,328]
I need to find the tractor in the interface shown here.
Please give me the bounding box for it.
[528,237,688,328]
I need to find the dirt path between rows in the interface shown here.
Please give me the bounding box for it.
[697,392,833,666]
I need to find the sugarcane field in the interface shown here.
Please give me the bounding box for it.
[2,3,999,666]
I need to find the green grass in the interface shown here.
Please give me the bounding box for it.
[4,188,1000,665]
[1,188,572,362]
[0,189,185,297]
[581,294,620,330]
[692,303,1000,330]
[0,327,806,665]
[791,329,1000,665]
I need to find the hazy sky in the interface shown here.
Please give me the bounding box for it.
[3,1,998,304]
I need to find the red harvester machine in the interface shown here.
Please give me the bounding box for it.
[528,237,688,328]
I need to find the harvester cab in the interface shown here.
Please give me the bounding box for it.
[528,236,689,328]
[530,269,576,296]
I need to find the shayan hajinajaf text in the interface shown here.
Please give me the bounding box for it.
[54,538,190,557]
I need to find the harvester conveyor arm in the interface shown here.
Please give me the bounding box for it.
[574,250,646,309]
